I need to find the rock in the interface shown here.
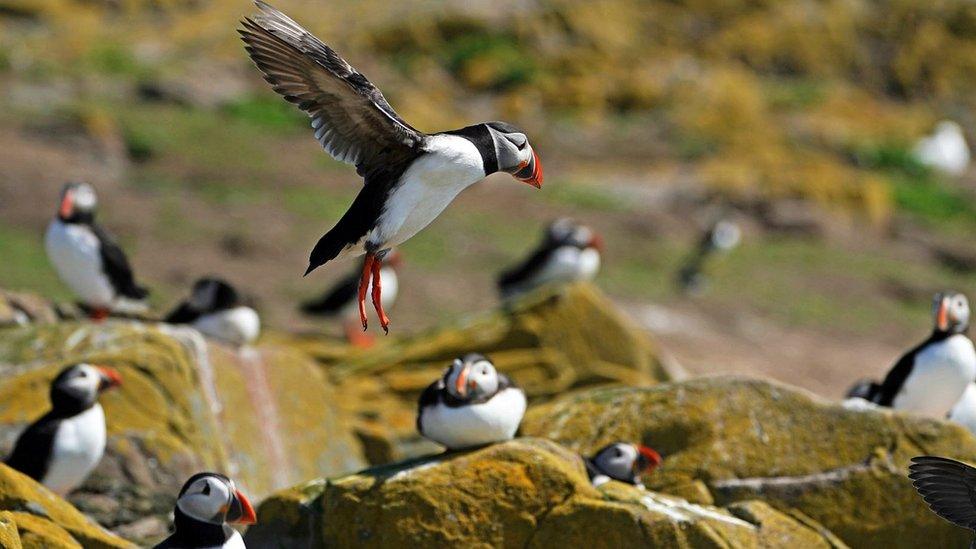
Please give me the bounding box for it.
[246,438,843,548]
[0,321,365,545]
[521,376,976,548]
[288,283,669,463]
[0,291,59,327]
[0,464,132,548]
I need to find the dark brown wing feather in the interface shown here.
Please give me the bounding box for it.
[239,1,425,175]
[909,455,976,530]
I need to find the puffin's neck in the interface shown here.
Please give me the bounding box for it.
[58,212,95,225]
[171,507,231,547]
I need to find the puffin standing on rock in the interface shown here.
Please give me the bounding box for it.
[498,218,602,299]
[846,292,976,418]
[45,182,149,320]
[240,1,544,333]
[417,353,526,450]
[154,472,257,549]
[300,251,401,346]
[165,278,261,346]
[6,363,122,495]
[585,442,662,488]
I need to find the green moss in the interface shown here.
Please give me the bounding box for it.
[0,225,70,301]
[221,96,306,132]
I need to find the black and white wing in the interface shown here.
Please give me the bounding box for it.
[909,455,976,531]
[6,413,59,482]
[240,0,426,176]
[90,224,149,300]
[300,269,359,316]
[497,242,558,295]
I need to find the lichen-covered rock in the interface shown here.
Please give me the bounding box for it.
[0,321,365,545]
[288,283,671,463]
[521,376,976,548]
[0,464,131,548]
[246,438,843,548]
[0,290,59,328]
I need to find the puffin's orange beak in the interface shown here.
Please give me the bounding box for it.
[515,150,543,188]
[454,364,471,397]
[96,366,122,391]
[59,191,74,219]
[589,233,604,252]
[229,489,257,525]
[937,298,950,332]
[637,445,662,472]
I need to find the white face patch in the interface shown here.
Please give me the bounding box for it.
[593,443,640,481]
[487,126,533,174]
[60,364,103,403]
[445,357,499,400]
[177,476,234,524]
[72,184,97,212]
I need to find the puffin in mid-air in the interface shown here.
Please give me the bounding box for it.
[846,292,975,418]
[300,251,401,346]
[240,1,543,333]
[154,472,257,549]
[45,182,149,320]
[585,442,662,488]
[6,363,122,495]
[165,278,261,346]
[497,218,601,299]
[909,455,976,544]
[417,353,526,450]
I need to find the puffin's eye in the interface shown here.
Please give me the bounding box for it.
[614,448,623,458]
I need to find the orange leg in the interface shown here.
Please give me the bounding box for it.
[357,253,376,331]
[371,258,390,334]
[89,307,110,322]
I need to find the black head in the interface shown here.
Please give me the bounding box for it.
[590,442,662,484]
[56,182,98,224]
[49,363,122,415]
[932,292,969,335]
[176,472,256,526]
[442,353,499,401]
[546,218,603,251]
[188,278,241,313]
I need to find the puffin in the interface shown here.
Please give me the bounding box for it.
[677,218,741,295]
[949,382,976,435]
[165,278,261,346]
[416,353,526,450]
[240,1,544,333]
[847,292,976,418]
[300,251,401,346]
[913,120,970,176]
[154,472,257,549]
[585,442,662,488]
[497,218,602,299]
[5,363,122,495]
[909,455,976,544]
[45,182,149,320]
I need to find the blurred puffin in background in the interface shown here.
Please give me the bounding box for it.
[166,278,261,346]
[846,292,975,418]
[240,1,543,333]
[154,472,256,549]
[677,217,741,296]
[6,363,122,495]
[913,120,970,176]
[300,251,401,347]
[417,353,526,450]
[585,442,662,488]
[45,182,149,320]
[497,218,602,299]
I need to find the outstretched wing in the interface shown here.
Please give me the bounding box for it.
[90,224,148,300]
[909,455,976,530]
[6,414,59,482]
[240,1,426,175]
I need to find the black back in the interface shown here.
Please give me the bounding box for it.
[300,270,359,316]
[165,279,241,323]
[497,242,559,292]
[874,331,951,406]
[5,412,61,482]
[909,456,976,531]
[89,223,149,300]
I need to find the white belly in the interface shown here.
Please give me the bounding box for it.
[42,404,107,495]
[950,382,976,435]
[340,267,398,319]
[419,388,526,450]
[192,307,261,346]
[893,335,976,417]
[45,220,115,307]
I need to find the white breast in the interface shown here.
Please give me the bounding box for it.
[949,382,976,436]
[340,267,398,320]
[192,307,261,346]
[42,404,107,495]
[512,247,601,296]
[370,135,486,249]
[893,334,976,417]
[221,529,246,549]
[45,220,115,308]
[914,124,970,176]
[419,387,526,450]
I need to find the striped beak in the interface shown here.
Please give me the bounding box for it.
[936,297,950,332]
[514,149,544,188]
[227,489,257,525]
[635,445,662,473]
[96,366,123,391]
[59,190,74,219]
[454,364,471,398]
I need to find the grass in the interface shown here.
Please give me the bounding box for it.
[542,180,633,212]
[221,96,307,131]
[0,224,71,301]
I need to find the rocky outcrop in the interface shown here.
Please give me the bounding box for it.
[246,437,844,548]
[288,283,672,463]
[521,376,976,548]
[0,321,365,545]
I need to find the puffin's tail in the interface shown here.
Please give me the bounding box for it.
[845,379,880,401]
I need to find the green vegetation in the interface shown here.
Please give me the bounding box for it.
[0,225,70,300]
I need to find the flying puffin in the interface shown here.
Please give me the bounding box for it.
[45,182,149,320]
[497,218,602,299]
[416,353,526,450]
[5,363,122,495]
[847,292,976,418]
[909,455,976,544]
[240,1,544,333]
[154,472,257,549]
[300,251,401,346]
[677,218,741,295]
[165,278,261,346]
[585,442,662,488]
